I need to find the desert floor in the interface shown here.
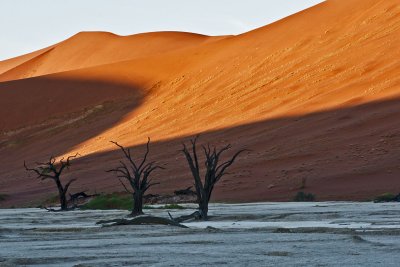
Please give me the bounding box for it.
[1,202,400,266]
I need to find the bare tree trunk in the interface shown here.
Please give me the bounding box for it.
[55,178,68,210]
[132,191,144,216]
[199,200,209,220]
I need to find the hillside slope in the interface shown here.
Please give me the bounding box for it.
[0,0,399,206]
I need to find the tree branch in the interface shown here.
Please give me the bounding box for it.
[118,179,133,194]
[58,153,79,175]
[24,161,55,180]
[63,178,77,194]
[215,149,247,181]
[110,141,138,170]
[138,137,151,171]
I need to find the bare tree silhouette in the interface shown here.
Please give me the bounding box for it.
[181,136,245,220]
[107,138,163,216]
[24,154,79,211]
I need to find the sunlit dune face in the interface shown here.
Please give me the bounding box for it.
[61,0,400,157]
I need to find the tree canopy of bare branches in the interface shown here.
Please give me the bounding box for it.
[181,136,245,220]
[107,138,163,216]
[24,153,79,211]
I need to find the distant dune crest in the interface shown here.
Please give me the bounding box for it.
[0,31,223,81]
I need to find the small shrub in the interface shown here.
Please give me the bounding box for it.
[0,193,8,201]
[81,193,132,210]
[374,193,398,203]
[300,177,307,189]
[293,191,316,202]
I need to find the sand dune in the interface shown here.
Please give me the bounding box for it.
[0,31,224,82]
[1,0,400,206]
[0,46,54,75]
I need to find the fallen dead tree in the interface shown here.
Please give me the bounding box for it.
[97,215,188,228]
[43,207,69,212]
[174,186,196,196]
[69,191,91,200]
[69,191,100,208]
[168,211,202,223]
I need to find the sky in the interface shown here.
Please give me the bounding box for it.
[0,0,323,61]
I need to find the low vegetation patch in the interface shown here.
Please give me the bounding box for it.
[163,204,186,209]
[81,193,132,210]
[293,191,316,202]
[374,193,400,203]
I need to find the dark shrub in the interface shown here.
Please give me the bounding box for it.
[81,193,132,210]
[0,194,8,201]
[373,193,400,203]
[294,191,316,202]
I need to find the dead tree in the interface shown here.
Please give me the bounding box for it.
[174,186,196,196]
[97,216,188,228]
[107,138,163,216]
[24,154,79,211]
[69,191,90,201]
[181,136,245,220]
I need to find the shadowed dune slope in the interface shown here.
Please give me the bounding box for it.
[1,0,400,206]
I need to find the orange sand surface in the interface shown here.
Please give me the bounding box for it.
[0,0,399,207]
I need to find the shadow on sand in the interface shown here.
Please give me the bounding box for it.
[1,96,400,206]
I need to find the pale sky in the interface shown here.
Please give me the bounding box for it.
[0,0,324,61]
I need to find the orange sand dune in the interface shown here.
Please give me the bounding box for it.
[0,46,55,75]
[1,0,400,207]
[0,31,225,82]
